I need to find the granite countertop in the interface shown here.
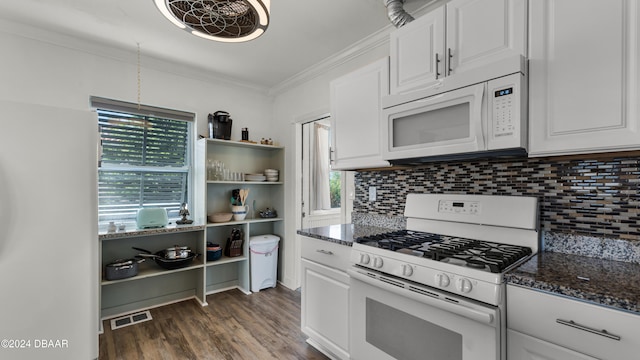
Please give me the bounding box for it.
[99,223,206,240]
[506,252,640,314]
[297,224,393,246]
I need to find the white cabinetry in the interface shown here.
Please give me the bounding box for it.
[195,139,284,294]
[300,236,351,360]
[529,0,640,156]
[508,330,598,360]
[390,6,445,94]
[390,0,527,94]
[330,57,390,170]
[507,285,640,360]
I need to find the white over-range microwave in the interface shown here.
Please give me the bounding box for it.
[381,56,527,164]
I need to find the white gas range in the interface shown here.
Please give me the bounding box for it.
[348,193,539,360]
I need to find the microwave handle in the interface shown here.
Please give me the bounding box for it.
[475,85,486,149]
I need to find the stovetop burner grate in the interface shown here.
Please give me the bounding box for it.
[356,230,532,273]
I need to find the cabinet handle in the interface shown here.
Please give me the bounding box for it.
[435,53,441,79]
[447,48,453,76]
[316,249,334,255]
[556,319,621,341]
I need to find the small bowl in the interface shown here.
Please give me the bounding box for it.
[266,176,279,182]
[206,248,222,261]
[208,213,233,223]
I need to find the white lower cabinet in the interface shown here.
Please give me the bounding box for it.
[300,236,351,360]
[508,329,597,360]
[507,285,640,360]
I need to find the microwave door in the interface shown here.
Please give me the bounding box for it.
[382,83,486,161]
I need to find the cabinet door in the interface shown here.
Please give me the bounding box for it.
[330,57,390,170]
[301,259,350,360]
[390,6,445,94]
[529,0,640,156]
[446,0,527,76]
[508,330,598,360]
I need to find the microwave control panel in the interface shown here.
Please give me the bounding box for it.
[493,86,515,137]
[487,72,525,150]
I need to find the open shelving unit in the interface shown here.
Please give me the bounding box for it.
[99,225,206,320]
[195,138,285,295]
[98,139,285,322]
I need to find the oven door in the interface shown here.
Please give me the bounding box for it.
[381,82,487,161]
[348,267,501,360]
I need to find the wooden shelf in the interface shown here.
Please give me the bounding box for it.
[205,138,283,150]
[206,217,283,227]
[206,180,283,185]
[205,255,247,267]
[101,258,204,286]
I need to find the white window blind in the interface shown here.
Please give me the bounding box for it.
[92,97,194,225]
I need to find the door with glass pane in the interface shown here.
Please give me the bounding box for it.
[302,118,349,229]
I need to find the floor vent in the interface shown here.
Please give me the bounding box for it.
[110,310,152,330]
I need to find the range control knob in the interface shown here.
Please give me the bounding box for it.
[456,278,473,293]
[373,257,384,269]
[402,264,413,277]
[359,253,371,265]
[435,273,450,287]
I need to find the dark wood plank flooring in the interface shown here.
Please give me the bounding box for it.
[99,286,329,360]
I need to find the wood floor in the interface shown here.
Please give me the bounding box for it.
[99,286,329,360]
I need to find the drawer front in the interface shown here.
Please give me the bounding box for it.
[507,284,640,360]
[507,329,598,360]
[301,236,351,272]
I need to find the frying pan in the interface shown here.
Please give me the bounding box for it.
[132,247,199,270]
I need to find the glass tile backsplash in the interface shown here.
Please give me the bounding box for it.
[354,154,640,242]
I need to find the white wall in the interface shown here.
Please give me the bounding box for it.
[0,25,275,143]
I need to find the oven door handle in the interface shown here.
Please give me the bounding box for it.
[348,268,496,325]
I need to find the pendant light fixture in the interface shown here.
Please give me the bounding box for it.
[153,0,270,43]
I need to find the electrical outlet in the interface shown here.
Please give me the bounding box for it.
[369,186,376,202]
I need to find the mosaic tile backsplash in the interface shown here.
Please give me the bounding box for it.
[353,154,640,242]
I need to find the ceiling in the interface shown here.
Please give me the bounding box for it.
[0,0,428,90]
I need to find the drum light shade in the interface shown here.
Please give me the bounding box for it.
[153,0,270,43]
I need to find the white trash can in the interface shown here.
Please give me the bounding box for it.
[249,234,280,292]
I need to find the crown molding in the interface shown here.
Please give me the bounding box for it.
[268,26,391,97]
[267,1,439,96]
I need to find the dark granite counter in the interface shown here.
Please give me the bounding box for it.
[506,252,640,314]
[99,223,205,240]
[297,224,392,246]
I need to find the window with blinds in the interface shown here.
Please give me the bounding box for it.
[92,97,193,225]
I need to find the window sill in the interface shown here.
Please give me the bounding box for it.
[99,223,205,240]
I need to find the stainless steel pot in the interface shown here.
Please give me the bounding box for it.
[165,245,191,259]
[105,257,145,280]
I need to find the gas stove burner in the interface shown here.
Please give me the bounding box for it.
[356,229,532,273]
[355,230,446,252]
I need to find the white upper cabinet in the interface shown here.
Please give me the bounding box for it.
[446,0,528,75]
[330,57,391,170]
[390,0,527,95]
[529,0,640,156]
[390,6,445,94]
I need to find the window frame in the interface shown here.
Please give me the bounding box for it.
[91,97,195,226]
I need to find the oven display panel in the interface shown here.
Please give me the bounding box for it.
[438,200,480,215]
